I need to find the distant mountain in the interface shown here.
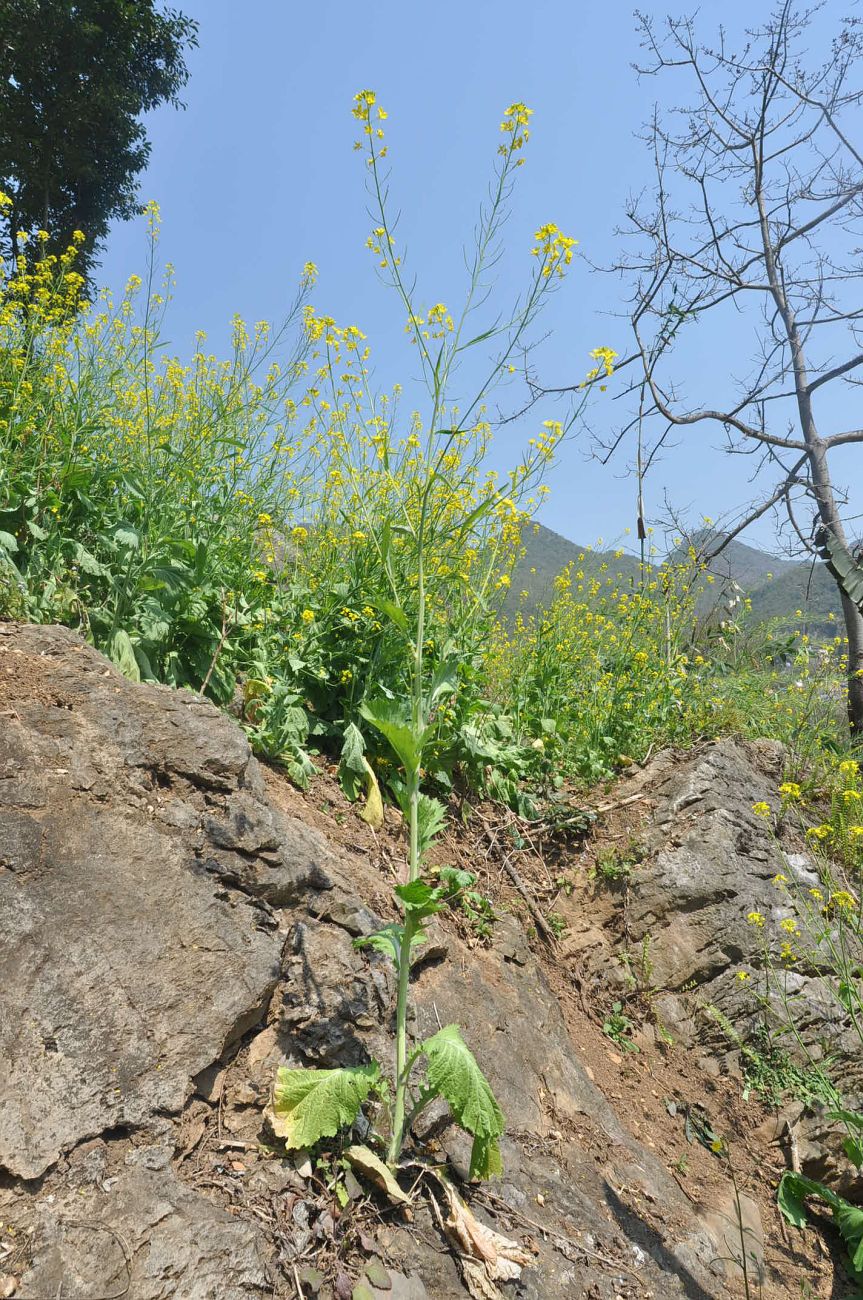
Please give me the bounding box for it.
[506,523,643,613]
[506,522,843,634]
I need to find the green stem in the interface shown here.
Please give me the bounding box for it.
[388,915,413,1165]
[388,866,420,1166]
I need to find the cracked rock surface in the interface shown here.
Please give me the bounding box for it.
[0,625,802,1297]
[0,625,312,1180]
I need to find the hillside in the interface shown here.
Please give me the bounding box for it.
[508,521,843,631]
[0,622,848,1298]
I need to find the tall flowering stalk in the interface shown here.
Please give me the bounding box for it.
[270,93,594,1173]
[351,90,583,1165]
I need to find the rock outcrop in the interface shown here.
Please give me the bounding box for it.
[611,741,861,1089]
[0,624,826,1296]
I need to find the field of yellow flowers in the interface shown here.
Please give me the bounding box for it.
[0,99,854,810]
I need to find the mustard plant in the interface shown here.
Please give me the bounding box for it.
[270,92,589,1175]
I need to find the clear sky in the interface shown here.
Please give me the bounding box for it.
[99,0,863,555]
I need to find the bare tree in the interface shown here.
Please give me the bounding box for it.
[563,5,863,734]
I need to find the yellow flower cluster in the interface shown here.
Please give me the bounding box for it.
[531,223,577,278]
[352,89,387,159]
[499,102,533,158]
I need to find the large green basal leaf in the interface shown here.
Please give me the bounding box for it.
[270,1062,380,1150]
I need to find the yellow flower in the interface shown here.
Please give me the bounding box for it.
[531,222,578,277]
[771,873,789,886]
[778,782,802,801]
[779,918,800,935]
[752,802,772,818]
[830,890,857,911]
[301,609,315,624]
[736,970,750,982]
[747,911,765,928]
[257,512,272,525]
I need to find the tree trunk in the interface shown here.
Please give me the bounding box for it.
[841,591,863,740]
[753,158,863,737]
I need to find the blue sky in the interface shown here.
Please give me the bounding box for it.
[100,0,863,555]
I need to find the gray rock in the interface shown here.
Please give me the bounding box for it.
[0,629,789,1298]
[18,1160,270,1298]
[0,624,340,1179]
[597,740,862,1090]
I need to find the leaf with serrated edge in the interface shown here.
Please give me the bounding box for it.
[344,1144,412,1205]
[269,1063,380,1149]
[416,794,447,855]
[422,1025,504,1179]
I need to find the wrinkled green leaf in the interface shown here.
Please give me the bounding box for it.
[428,659,459,708]
[270,1063,381,1150]
[421,1024,505,1179]
[354,923,406,966]
[416,794,447,855]
[777,1170,863,1279]
[0,530,18,553]
[844,1137,863,1171]
[111,523,140,552]
[338,724,384,826]
[837,1200,863,1273]
[777,1171,814,1229]
[437,866,477,893]
[395,879,445,921]
[71,542,106,577]
[339,723,367,801]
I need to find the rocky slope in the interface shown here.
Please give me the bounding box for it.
[0,623,852,1298]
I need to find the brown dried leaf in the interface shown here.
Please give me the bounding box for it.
[461,1259,503,1299]
[440,1181,531,1282]
[344,1144,412,1206]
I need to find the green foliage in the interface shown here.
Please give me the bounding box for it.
[490,544,851,786]
[740,1035,838,1110]
[0,0,198,278]
[593,842,642,885]
[778,1170,863,1285]
[243,680,315,788]
[602,1002,639,1053]
[437,867,497,940]
[269,1063,382,1149]
[421,1025,505,1179]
